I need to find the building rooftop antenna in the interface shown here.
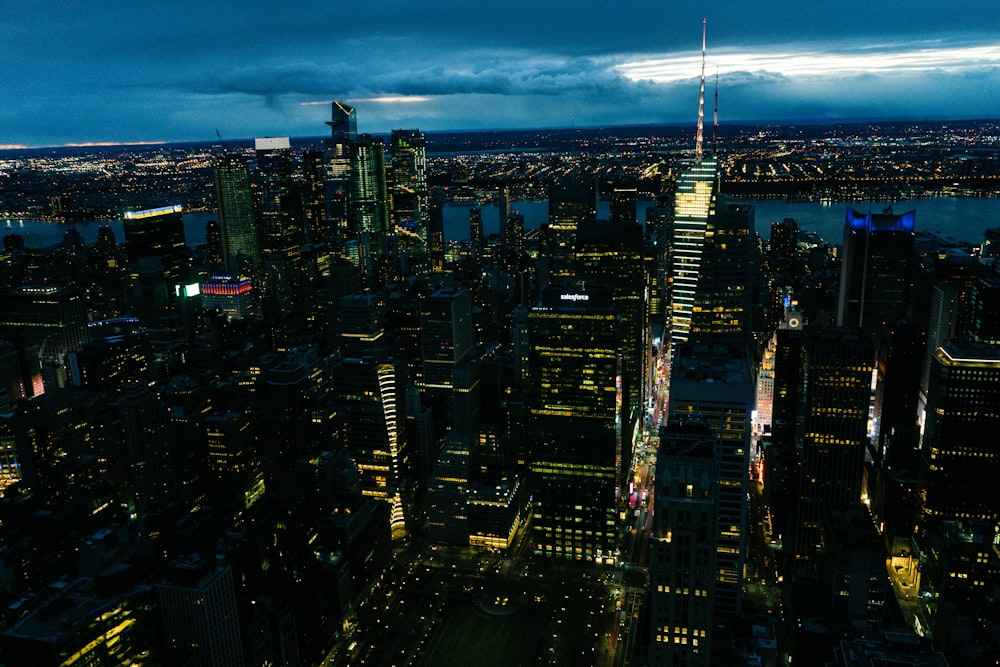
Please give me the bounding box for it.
[695,18,707,164]
[215,128,229,154]
[713,66,719,155]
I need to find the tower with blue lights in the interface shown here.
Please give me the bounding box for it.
[837,207,916,341]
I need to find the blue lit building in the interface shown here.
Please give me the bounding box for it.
[837,207,916,340]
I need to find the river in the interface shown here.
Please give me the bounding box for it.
[5,197,1000,250]
[441,197,1000,245]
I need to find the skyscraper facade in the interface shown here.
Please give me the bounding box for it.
[428,206,445,273]
[212,154,262,276]
[324,101,357,247]
[157,557,244,667]
[645,191,673,326]
[547,182,596,279]
[390,129,428,236]
[575,219,648,446]
[469,207,484,264]
[119,381,173,514]
[254,136,298,252]
[332,358,410,537]
[791,327,875,561]
[0,285,89,389]
[667,342,753,620]
[419,287,473,391]
[649,416,718,667]
[255,137,302,317]
[302,149,327,243]
[347,134,391,273]
[528,283,621,564]
[918,340,1000,531]
[689,202,755,342]
[205,409,264,509]
[837,207,916,340]
[121,205,189,284]
[670,155,719,346]
[610,187,638,222]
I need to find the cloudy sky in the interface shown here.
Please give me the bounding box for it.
[3,1,1000,147]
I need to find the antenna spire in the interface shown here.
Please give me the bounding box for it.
[695,19,707,163]
[713,67,719,154]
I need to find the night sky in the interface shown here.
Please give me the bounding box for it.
[3,0,1000,147]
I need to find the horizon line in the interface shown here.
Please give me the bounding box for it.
[3,115,1000,153]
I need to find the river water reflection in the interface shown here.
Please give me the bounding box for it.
[5,197,999,250]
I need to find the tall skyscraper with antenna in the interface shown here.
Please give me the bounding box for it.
[671,21,720,346]
[664,21,756,626]
[670,21,754,347]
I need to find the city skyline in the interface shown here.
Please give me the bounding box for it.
[3,1,1000,148]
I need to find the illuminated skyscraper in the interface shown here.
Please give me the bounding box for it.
[770,217,799,271]
[419,287,473,392]
[469,207,484,264]
[0,285,89,389]
[347,134,391,274]
[254,137,298,252]
[302,149,327,243]
[645,191,673,326]
[670,155,719,346]
[331,358,409,537]
[649,416,718,667]
[390,129,428,236]
[428,206,444,273]
[324,101,357,247]
[694,202,755,343]
[200,275,256,321]
[121,205,189,284]
[255,137,301,317]
[918,340,1000,531]
[837,207,916,340]
[669,22,754,347]
[547,182,596,278]
[204,409,265,509]
[205,219,222,267]
[528,282,621,564]
[668,343,753,620]
[575,219,647,445]
[610,187,638,222]
[790,327,875,562]
[498,184,510,234]
[667,182,755,348]
[427,431,470,545]
[503,212,525,268]
[335,293,387,359]
[212,154,262,276]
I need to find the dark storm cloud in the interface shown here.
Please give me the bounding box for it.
[2,0,999,145]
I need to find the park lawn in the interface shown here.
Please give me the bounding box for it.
[424,603,541,667]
